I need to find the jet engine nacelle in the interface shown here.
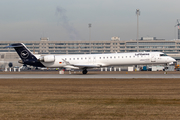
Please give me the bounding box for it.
[40,55,55,62]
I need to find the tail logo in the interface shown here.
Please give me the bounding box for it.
[21,50,29,58]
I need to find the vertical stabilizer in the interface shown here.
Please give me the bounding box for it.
[6,43,44,67]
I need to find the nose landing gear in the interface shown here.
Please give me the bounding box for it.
[82,69,88,74]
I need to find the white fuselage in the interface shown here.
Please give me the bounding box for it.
[36,52,176,69]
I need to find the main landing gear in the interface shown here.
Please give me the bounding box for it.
[82,69,88,74]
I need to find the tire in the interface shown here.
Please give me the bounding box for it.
[82,69,87,74]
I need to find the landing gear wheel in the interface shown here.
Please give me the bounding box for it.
[82,69,88,74]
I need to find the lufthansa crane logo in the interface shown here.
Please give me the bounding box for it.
[21,50,29,58]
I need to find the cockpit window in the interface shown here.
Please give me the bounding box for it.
[160,54,167,56]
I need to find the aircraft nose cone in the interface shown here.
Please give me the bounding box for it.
[172,58,176,62]
[173,58,176,62]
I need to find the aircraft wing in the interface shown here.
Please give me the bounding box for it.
[73,64,101,68]
[62,59,101,69]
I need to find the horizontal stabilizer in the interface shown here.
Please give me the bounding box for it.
[5,43,23,48]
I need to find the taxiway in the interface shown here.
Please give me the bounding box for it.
[0,72,180,79]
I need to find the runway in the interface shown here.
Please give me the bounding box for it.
[0,72,180,78]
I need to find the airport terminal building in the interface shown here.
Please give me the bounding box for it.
[0,37,180,55]
[1,37,180,68]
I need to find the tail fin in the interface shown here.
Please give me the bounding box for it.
[7,43,34,61]
[6,43,44,67]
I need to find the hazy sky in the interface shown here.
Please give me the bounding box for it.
[0,0,180,41]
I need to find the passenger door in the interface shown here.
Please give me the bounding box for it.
[151,54,156,62]
[88,56,96,64]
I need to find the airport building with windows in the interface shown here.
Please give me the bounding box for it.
[0,37,180,55]
[0,37,180,68]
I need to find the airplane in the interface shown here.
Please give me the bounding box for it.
[6,43,176,74]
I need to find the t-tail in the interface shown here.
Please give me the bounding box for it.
[6,43,45,67]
